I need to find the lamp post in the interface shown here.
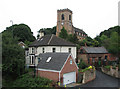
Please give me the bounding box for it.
[10,20,13,38]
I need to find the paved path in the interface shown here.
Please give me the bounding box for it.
[68,70,119,89]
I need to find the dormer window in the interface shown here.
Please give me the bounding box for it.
[61,14,64,20]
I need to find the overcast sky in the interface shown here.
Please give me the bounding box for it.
[0,0,119,38]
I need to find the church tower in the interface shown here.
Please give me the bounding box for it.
[56,8,73,36]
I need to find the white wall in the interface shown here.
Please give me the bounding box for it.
[28,46,76,66]
[36,46,76,59]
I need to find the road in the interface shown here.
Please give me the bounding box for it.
[68,70,119,89]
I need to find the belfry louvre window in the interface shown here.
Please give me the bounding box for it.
[61,14,64,20]
[69,15,71,20]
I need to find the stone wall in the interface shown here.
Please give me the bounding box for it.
[78,69,96,84]
[101,66,119,78]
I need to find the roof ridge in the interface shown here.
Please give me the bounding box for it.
[47,34,54,45]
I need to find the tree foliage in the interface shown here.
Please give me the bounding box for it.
[5,24,36,43]
[78,36,99,47]
[38,26,56,37]
[2,24,36,80]
[95,26,120,57]
[59,27,68,39]
[2,31,25,79]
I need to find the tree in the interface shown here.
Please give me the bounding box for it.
[5,24,36,43]
[2,31,25,79]
[108,32,119,55]
[59,27,68,39]
[38,26,56,36]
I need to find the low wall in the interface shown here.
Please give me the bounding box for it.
[78,69,96,84]
[101,66,119,78]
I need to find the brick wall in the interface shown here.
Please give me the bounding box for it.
[60,55,78,83]
[37,70,59,82]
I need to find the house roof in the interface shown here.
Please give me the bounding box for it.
[37,53,70,71]
[82,47,108,54]
[29,34,76,47]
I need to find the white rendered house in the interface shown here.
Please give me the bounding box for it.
[25,34,77,67]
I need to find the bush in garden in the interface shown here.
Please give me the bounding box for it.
[78,59,88,69]
[12,73,52,87]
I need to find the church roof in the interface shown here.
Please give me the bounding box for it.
[29,34,76,47]
[73,26,87,35]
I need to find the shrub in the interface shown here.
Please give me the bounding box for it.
[79,66,95,73]
[104,65,110,69]
[12,73,52,87]
[78,59,88,69]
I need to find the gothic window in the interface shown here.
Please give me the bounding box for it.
[61,14,64,20]
[69,15,71,20]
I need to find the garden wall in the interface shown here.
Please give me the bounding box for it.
[101,66,119,78]
[78,69,96,84]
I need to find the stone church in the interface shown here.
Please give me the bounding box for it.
[56,8,87,40]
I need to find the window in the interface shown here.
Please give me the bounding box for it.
[68,48,71,53]
[38,58,40,62]
[32,48,34,54]
[53,48,56,53]
[46,57,52,62]
[30,56,34,64]
[92,58,95,63]
[61,14,64,20]
[70,59,72,64]
[105,55,108,59]
[42,48,45,53]
[69,15,71,20]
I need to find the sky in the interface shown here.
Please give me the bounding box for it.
[0,0,119,38]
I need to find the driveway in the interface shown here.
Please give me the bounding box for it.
[68,70,119,89]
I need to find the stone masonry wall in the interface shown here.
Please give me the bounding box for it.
[101,66,119,78]
[78,69,96,84]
